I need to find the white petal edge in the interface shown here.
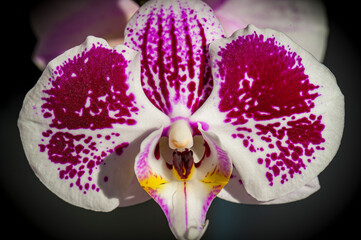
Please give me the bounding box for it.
[217,167,321,205]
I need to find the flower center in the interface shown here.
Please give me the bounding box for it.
[168,119,193,150]
[155,120,207,180]
[172,149,194,179]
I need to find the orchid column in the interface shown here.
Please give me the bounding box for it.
[19,1,344,240]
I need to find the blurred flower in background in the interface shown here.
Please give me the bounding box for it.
[31,0,328,70]
[205,0,328,61]
[31,0,138,69]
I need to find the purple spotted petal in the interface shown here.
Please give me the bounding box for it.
[124,0,225,117]
[18,36,169,211]
[134,127,232,240]
[191,25,344,201]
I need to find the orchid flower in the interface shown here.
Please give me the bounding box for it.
[19,0,344,239]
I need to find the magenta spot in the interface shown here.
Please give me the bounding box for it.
[261,136,272,142]
[265,158,271,168]
[115,142,129,156]
[204,141,211,158]
[75,145,84,154]
[84,136,92,144]
[243,139,249,148]
[87,160,95,169]
[195,140,211,168]
[305,147,315,156]
[281,174,288,184]
[249,145,256,152]
[266,172,273,186]
[39,144,46,152]
[272,165,280,177]
[126,119,137,125]
[316,146,325,150]
[188,81,196,92]
[43,112,52,118]
[236,127,252,132]
[291,152,299,161]
[104,176,109,182]
[42,130,53,137]
[59,170,65,179]
[77,171,85,177]
[69,169,77,179]
[154,142,160,160]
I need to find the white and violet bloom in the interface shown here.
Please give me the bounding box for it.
[20,0,344,239]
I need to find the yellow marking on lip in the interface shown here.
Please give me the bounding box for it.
[172,163,195,181]
[139,174,168,191]
[201,166,230,188]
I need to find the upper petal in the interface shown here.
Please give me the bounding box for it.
[18,36,170,211]
[191,25,344,202]
[31,0,139,69]
[124,0,225,117]
[205,0,328,61]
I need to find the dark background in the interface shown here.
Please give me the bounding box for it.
[1,1,360,239]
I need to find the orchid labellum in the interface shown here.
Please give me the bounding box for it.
[19,0,344,239]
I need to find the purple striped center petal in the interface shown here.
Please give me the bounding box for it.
[124,0,224,117]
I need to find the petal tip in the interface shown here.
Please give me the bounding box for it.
[171,219,209,240]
